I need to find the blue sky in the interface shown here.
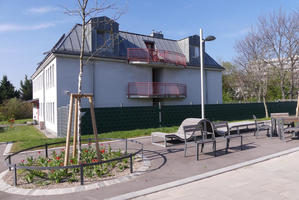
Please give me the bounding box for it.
[0,0,298,88]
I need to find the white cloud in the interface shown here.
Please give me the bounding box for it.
[221,28,250,38]
[27,6,60,14]
[0,23,55,32]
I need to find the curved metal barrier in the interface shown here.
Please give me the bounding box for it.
[4,138,144,186]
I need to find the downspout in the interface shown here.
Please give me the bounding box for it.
[42,69,46,125]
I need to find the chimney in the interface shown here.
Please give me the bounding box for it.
[151,30,164,39]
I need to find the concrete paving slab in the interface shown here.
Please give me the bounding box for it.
[132,150,299,200]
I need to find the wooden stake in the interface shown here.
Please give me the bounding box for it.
[64,94,74,166]
[88,97,101,161]
[296,92,299,117]
[72,98,79,158]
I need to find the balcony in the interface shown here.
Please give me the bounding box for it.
[128,82,186,99]
[127,48,186,67]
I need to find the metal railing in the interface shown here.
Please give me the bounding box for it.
[127,48,187,67]
[128,82,186,98]
[4,138,143,186]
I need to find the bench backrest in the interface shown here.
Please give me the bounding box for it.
[213,121,230,136]
[183,119,215,141]
[270,113,289,118]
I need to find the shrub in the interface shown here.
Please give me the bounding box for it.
[0,98,32,120]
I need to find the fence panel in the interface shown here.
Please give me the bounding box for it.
[80,106,159,135]
[77,102,297,134]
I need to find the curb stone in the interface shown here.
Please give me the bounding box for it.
[3,142,13,156]
[0,154,151,196]
[105,146,299,200]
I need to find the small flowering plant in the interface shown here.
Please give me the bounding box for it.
[19,144,130,184]
[7,117,15,128]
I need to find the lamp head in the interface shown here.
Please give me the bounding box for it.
[204,35,216,41]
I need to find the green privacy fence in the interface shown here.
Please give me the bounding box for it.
[80,101,297,134]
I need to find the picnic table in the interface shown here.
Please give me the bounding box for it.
[272,116,299,140]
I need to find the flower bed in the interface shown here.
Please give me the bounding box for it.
[4,138,144,188]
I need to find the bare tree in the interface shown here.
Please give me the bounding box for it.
[257,9,299,100]
[283,11,299,99]
[235,29,270,117]
[64,0,125,161]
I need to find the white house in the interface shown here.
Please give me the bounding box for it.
[31,16,224,137]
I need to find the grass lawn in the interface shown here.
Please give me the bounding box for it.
[0,117,268,153]
[0,118,33,125]
[0,125,178,153]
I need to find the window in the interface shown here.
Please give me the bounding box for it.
[194,46,200,58]
[145,41,155,50]
[39,103,43,118]
[33,74,44,92]
[45,102,55,123]
[97,31,113,49]
[45,64,55,89]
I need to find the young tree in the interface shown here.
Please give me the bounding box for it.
[0,75,19,104]
[65,0,125,161]
[20,75,32,101]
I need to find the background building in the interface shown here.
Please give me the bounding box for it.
[31,16,224,137]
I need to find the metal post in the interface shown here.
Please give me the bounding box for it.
[159,102,162,127]
[8,155,11,171]
[129,154,133,173]
[13,164,17,186]
[45,143,48,158]
[80,164,84,185]
[141,144,144,161]
[200,28,205,119]
[196,143,199,161]
[125,139,128,154]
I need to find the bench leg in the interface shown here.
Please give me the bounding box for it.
[226,138,230,154]
[201,143,204,153]
[240,136,243,150]
[184,140,187,157]
[196,143,199,161]
[213,141,216,157]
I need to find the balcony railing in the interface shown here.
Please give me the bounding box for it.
[128,82,186,98]
[127,48,186,67]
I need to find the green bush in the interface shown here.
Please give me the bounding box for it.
[0,98,32,120]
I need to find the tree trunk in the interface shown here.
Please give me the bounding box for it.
[263,96,269,118]
[290,68,294,100]
[280,79,285,100]
[77,10,86,162]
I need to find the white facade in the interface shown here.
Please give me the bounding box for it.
[32,57,57,135]
[32,54,222,137]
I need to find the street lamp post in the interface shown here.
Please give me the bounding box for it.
[200,28,216,119]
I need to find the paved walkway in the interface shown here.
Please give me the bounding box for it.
[135,150,299,200]
[1,131,299,200]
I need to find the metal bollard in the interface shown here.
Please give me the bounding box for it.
[129,154,133,173]
[80,164,84,185]
[13,164,17,186]
[8,155,11,171]
[45,143,48,158]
